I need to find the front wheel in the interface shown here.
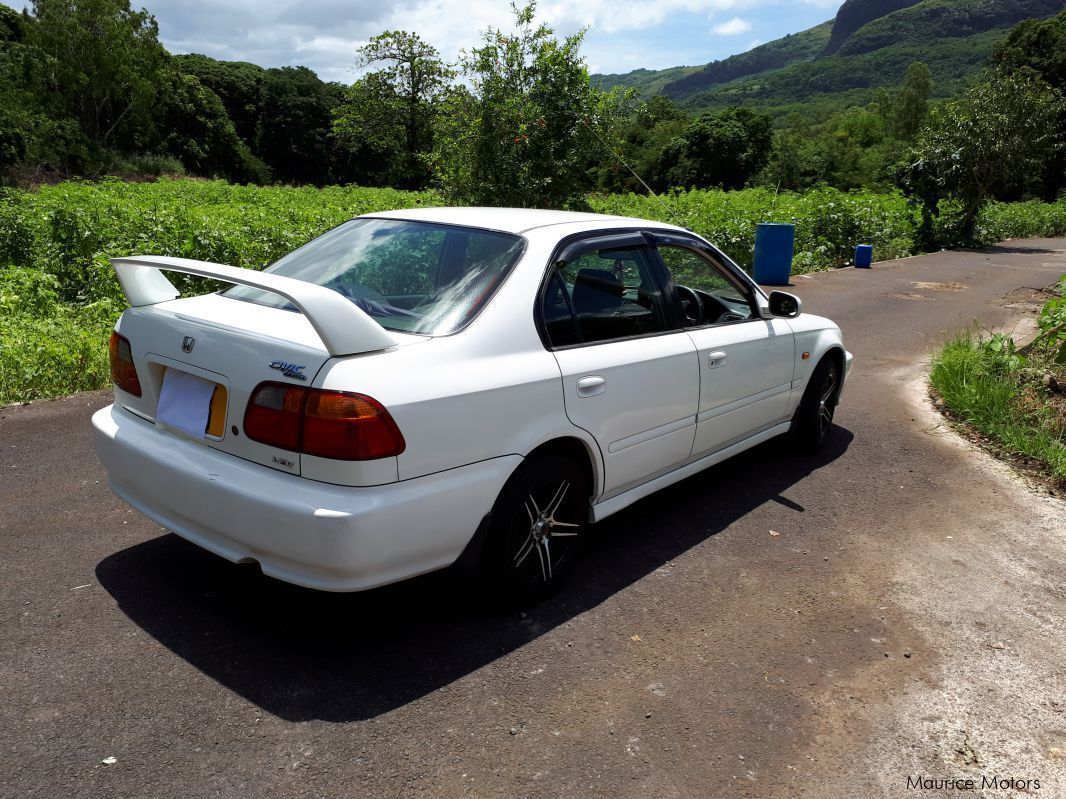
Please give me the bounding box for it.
[481,455,589,603]
[793,357,840,452]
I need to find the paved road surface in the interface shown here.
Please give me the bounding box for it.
[3,240,1065,798]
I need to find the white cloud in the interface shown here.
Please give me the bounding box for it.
[712,16,752,35]
[0,0,846,81]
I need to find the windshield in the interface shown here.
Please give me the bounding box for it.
[224,218,525,336]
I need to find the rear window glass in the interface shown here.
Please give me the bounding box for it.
[225,219,525,336]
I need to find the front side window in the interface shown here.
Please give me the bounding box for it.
[541,242,671,347]
[225,219,525,336]
[657,245,756,326]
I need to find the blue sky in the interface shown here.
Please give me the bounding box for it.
[2,0,844,82]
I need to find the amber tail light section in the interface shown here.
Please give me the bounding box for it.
[109,331,142,397]
[303,390,406,460]
[244,382,405,461]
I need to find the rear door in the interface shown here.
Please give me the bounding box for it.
[541,233,699,498]
[649,234,795,456]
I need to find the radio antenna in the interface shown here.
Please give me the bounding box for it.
[575,114,689,230]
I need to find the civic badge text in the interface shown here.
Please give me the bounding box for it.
[269,360,307,381]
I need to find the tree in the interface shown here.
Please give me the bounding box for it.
[593,95,689,193]
[332,31,451,189]
[994,9,1066,93]
[256,66,341,185]
[905,72,1063,243]
[175,54,265,143]
[993,11,1066,200]
[157,71,267,183]
[432,1,623,208]
[660,107,772,190]
[879,61,931,141]
[27,0,167,152]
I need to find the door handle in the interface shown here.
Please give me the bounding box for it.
[576,376,606,397]
[707,351,728,368]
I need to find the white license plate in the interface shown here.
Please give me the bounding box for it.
[156,368,218,439]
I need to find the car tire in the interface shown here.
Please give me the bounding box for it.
[480,455,589,604]
[793,356,840,453]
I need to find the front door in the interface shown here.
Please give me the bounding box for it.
[651,238,796,456]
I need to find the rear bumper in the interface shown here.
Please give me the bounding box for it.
[92,403,519,591]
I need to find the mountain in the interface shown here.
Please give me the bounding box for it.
[594,0,1066,116]
[823,0,924,55]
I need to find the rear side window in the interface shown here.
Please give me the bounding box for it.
[224,219,524,336]
[541,242,671,347]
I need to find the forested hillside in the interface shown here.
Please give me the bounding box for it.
[649,21,833,100]
[596,0,1066,116]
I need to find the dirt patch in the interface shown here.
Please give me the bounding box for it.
[885,292,935,301]
[1001,286,1059,312]
[912,281,968,292]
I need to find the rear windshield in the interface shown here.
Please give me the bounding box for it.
[224,218,525,336]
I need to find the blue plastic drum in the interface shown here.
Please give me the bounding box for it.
[752,223,795,285]
[855,244,873,268]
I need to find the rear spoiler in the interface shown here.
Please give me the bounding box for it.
[110,255,398,357]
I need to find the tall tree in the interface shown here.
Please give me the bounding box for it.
[905,72,1063,242]
[333,31,451,188]
[432,1,623,208]
[28,0,166,151]
[660,107,773,190]
[993,10,1066,200]
[256,66,341,185]
[174,54,266,143]
[157,70,267,183]
[882,61,931,141]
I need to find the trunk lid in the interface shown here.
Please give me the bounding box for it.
[115,293,334,476]
[107,254,411,478]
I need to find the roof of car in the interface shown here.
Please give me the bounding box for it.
[362,206,688,236]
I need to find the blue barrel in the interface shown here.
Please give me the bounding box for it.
[855,244,873,268]
[752,223,795,285]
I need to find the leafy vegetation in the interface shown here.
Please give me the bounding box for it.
[3,179,1065,405]
[930,276,1066,490]
[904,71,1064,243]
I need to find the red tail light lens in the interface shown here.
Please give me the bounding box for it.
[243,383,405,461]
[108,331,142,397]
[244,382,305,450]
[303,390,406,460]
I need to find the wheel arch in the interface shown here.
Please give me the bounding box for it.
[523,436,601,506]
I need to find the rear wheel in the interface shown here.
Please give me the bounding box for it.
[794,357,840,452]
[482,455,589,603]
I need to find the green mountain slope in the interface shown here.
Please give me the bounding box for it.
[676,29,1003,116]
[593,0,1066,117]
[663,20,833,99]
[823,0,924,55]
[838,0,1066,55]
[591,65,700,96]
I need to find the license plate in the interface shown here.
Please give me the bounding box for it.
[157,368,228,439]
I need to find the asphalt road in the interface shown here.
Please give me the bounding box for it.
[3,240,1065,798]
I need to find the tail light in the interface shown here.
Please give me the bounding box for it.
[244,382,405,461]
[109,331,142,397]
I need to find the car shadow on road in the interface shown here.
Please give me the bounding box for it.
[95,428,853,722]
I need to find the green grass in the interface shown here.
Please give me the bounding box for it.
[930,329,1066,488]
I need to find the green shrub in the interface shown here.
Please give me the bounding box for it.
[0,299,119,405]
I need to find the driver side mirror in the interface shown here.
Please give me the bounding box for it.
[767,290,802,318]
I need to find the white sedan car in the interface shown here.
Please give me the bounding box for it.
[92,208,852,599]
